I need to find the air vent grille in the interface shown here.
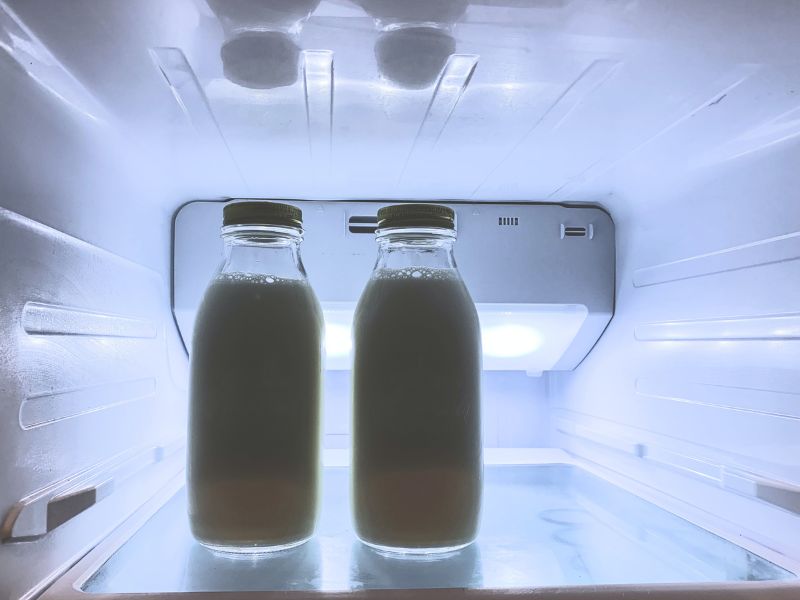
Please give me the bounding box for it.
[348,215,378,234]
[560,224,594,239]
[498,217,519,226]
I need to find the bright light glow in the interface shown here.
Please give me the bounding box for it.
[482,325,543,358]
[322,304,356,370]
[185,301,586,373]
[325,323,352,358]
[477,304,588,373]
[319,303,588,373]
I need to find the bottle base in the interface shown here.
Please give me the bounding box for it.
[360,538,474,557]
[199,536,310,557]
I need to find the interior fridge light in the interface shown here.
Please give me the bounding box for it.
[482,325,543,358]
[322,303,588,373]
[322,304,356,370]
[476,304,588,373]
[325,323,353,358]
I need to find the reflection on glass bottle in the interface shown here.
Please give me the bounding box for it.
[356,0,468,89]
[375,27,455,90]
[207,0,321,89]
[350,541,482,590]
[184,538,322,592]
[220,32,300,89]
[355,0,468,27]
[207,0,320,32]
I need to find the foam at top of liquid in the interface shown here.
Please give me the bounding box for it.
[215,272,305,286]
[372,267,459,282]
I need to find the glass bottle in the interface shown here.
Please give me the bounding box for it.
[353,203,483,554]
[188,201,323,554]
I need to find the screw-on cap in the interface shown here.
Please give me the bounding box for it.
[223,201,302,229]
[377,203,455,230]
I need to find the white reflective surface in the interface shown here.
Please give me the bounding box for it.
[83,465,792,593]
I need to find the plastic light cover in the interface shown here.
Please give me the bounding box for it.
[323,303,588,373]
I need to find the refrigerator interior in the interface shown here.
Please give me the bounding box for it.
[1,1,799,599]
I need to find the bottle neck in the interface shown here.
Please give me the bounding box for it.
[220,225,307,280]
[374,228,457,272]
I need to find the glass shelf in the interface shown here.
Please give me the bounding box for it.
[83,465,793,593]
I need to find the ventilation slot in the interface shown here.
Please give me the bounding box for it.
[348,216,378,234]
[498,217,519,226]
[561,224,594,239]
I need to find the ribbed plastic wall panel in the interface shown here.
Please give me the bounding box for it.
[0,209,186,600]
[552,141,800,564]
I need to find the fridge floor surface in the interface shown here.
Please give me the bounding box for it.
[77,463,794,594]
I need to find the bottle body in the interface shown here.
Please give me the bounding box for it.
[188,220,322,553]
[353,217,482,553]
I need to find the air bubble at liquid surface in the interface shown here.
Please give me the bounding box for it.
[373,267,457,282]
[218,273,297,286]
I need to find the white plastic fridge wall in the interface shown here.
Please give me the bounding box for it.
[548,41,800,565]
[1,1,799,599]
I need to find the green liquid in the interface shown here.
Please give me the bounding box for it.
[353,268,483,550]
[188,273,322,550]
